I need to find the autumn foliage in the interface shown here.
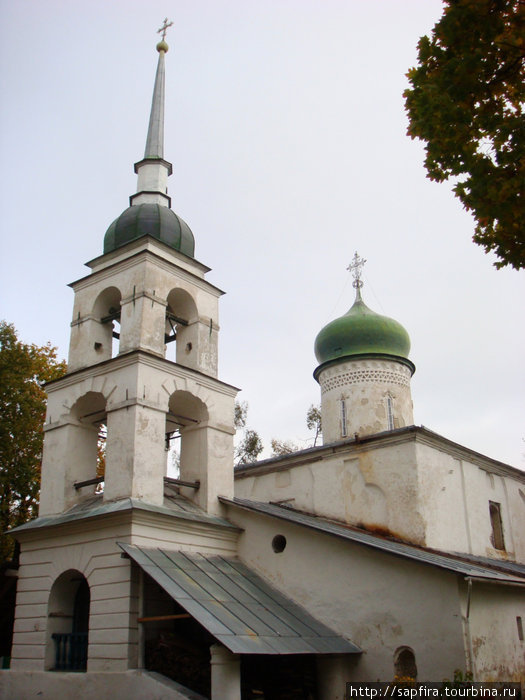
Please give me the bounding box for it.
[0,322,67,564]
[404,0,525,269]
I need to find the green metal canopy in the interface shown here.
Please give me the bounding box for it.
[119,543,361,656]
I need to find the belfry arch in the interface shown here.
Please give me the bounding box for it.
[166,390,209,480]
[70,391,107,491]
[93,286,122,360]
[165,287,198,364]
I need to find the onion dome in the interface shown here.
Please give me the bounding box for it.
[314,253,414,378]
[103,203,195,257]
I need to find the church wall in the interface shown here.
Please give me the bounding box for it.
[10,510,241,677]
[416,441,525,563]
[10,517,139,673]
[227,507,467,684]
[129,514,239,556]
[466,581,525,683]
[318,358,414,442]
[69,250,220,372]
[40,353,236,515]
[235,439,427,545]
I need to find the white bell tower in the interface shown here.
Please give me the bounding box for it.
[39,27,237,518]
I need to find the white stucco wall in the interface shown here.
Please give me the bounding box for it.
[68,242,222,375]
[318,358,414,443]
[226,506,468,684]
[235,437,426,544]
[235,431,525,563]
[466,580,525,683]
[40,352,237,517]
[10,510,239,678]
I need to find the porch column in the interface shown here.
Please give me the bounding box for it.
[210,643,240,700]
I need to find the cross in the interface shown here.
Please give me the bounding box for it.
[157,18,173,41]
[347,251,366,289]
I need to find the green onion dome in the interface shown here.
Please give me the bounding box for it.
[103,203,195,257]
[314,291,414,376]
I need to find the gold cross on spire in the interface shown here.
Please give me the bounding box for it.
[157,18,173,41]
[347,251,366,289]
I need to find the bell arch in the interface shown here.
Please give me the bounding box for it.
[165,287,198,365]
[46,570,90,671]
[166,390,209,479]
[92,286,122,360]
[70,391,107,491]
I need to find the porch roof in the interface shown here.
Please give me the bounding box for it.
[119,542,361,656]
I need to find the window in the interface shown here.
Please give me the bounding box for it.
[386,395,394,431]
[489,501,505,551]
[272,535,287,553]
[517,616,523,642]
[394,646,417,680]
[341,399,347,438]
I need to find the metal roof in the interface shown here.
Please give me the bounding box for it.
[119,543,361,656]
[10,490,237,535]
[221,498,525,586]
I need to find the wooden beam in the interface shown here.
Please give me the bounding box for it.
[137,613,191,623]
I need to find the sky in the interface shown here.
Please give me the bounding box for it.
[1,0,524,469]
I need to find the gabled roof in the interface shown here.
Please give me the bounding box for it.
[119,543,361,656]
[221,497,525,586]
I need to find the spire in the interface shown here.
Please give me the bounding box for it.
[144,43,167,158]
[130,19,174,208]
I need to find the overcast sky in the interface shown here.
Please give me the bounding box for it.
[1,0,523,469]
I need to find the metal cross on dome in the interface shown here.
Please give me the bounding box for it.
[347,252,366,289]
[157,18,173,40]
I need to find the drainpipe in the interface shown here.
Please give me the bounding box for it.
[463,577,475,679]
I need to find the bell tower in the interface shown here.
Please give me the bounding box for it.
[39,25,237,518]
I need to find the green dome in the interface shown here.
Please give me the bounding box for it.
[103,203,195,257]
[314,293,413,374]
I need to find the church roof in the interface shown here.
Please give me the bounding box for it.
[234,425,525,481]
[221,497,525,586]
[103,203,195,257]
[119,543,361,655]
[10,488,238,535]
[313,253,414,376]
[314,289,414,376]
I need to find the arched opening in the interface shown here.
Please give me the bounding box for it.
[71,392,107,493]
[489,501,505,550]
[93,286,122,360]
[165,391,208,481]
[46,570,90,671]
[394,646,417,680]
[141,571,213,696]
[165,288,198,364]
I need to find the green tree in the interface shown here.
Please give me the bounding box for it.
[306,404,322,446]
[270,438,299,456]
[234,401,264,465]
[0,322,67,564]
[404,0,525,269]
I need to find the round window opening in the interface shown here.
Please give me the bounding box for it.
[272,535,287,553]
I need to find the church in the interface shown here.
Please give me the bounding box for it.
[1,24,524,700]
